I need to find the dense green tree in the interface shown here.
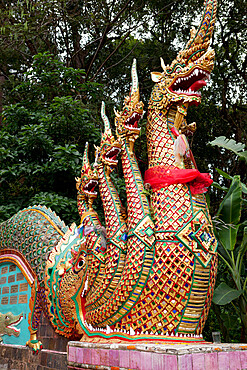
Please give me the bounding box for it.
[0,52,102,224]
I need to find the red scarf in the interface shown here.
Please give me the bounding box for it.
[144,166,213,195]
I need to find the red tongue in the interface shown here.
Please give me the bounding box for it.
[189,80,207,92]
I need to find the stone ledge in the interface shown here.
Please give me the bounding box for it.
[68,340,247,354]
[0,343,67,370]
[67,341,247,370]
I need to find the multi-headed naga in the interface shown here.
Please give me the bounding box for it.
[0,0,218,351]
[78,0,218,343]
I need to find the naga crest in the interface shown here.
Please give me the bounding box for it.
[115,59,144,149]
[149,0,216,111]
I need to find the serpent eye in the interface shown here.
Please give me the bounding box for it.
[5,316,9,320]
[76,256,85,270]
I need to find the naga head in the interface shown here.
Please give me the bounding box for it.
[115,59,144,151]
[0,312,23,337]
[149,0,216,111]
[94,101,121,176]
[76,142,98,210]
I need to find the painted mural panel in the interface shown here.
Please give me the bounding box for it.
[0,262,31,344]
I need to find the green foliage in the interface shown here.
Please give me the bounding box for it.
[213,283,243,305]
[30,192,79,224]
[210,142,247,342]
[216,176,242,251]
[0,52,102,224]
[209,136,247,163]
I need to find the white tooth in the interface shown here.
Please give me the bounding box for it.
[129,327,135,335]
[106,326,111,334]
[175,333,178,337]
[84,279,88,291]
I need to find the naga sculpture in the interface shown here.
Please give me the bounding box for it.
[0,0,218,352]
[78,0,218,343]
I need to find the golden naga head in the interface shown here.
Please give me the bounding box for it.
[149,0,217,110]
[94,101,121,175]
[115,59,144,142]
[76,142,98,206]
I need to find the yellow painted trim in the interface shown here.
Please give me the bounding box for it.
[0,255,34,286]
[21,208,64,236]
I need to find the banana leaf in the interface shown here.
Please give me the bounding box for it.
[209,136,247,163]
[213,282,243,305]
[216,176,242,250]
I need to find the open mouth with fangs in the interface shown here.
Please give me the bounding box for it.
[124,112,142,130]
[169,67,210,98]
[104,146,121,165]
[6,315,23,333]
[83,179,98,196]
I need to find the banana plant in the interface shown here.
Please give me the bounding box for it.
[209,137,247,341]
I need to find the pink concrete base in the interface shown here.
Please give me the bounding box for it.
[67,342,247,370]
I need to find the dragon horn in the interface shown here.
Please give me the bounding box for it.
[93,144,100,168]
[130,59,140,104]
[101,101,111,133]
[185,0,217,55]
[160,57,167,72]
[82,142,91,169]
[114,107,120,117]
[131,58,138,93]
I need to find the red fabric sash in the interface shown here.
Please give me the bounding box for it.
[144,166,213,195]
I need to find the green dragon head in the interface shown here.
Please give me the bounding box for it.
[45,224,88,339]
[149,0,216,111]
[0,312,23,340]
